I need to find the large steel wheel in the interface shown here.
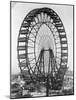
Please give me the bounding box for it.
[17,7,68,90]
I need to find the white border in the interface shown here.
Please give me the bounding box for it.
[0,0,75,100]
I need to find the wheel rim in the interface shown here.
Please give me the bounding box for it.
[17,7,68,82]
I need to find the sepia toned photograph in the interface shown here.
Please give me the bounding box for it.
[10,1,74,99]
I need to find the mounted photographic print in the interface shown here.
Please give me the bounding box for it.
[10,1,74,99]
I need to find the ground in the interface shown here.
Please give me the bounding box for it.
[10,70,74,98]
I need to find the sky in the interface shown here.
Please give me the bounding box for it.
[11,2,73,74]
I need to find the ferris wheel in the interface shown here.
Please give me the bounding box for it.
[17,7,68,90]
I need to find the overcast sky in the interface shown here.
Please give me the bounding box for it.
[11,2,73,75]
